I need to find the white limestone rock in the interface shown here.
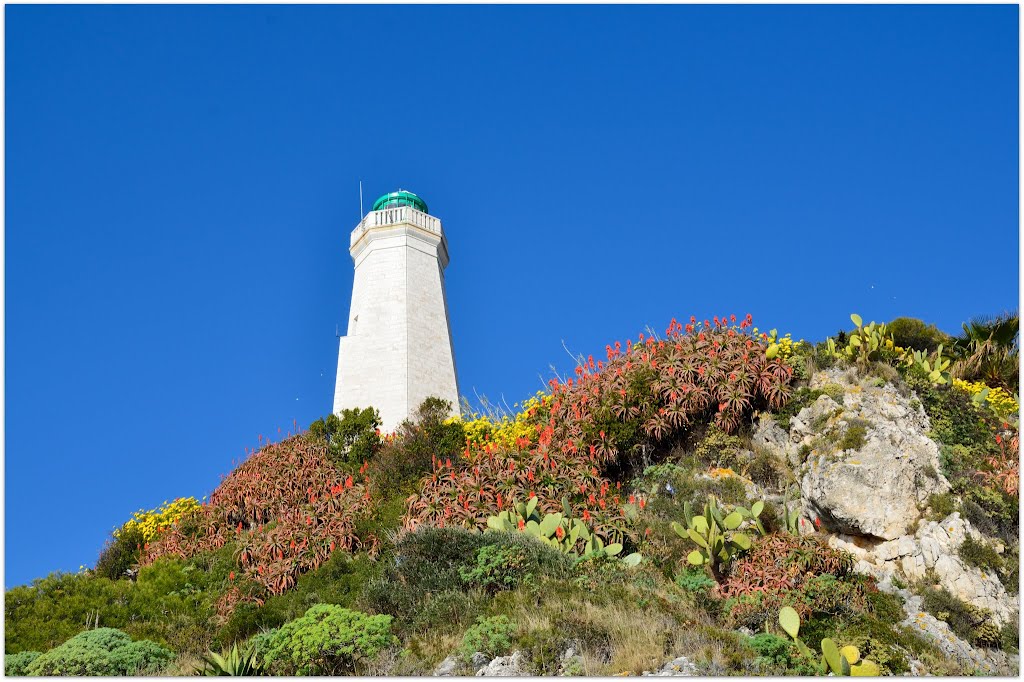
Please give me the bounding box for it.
[476,651,530,677]
[642,656,698,676]
[797,368,948,540]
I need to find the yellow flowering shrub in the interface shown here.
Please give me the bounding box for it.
[114,497,202,542]
[952,379,1019,421]
[446,393,552,451]
[755,327,805,360]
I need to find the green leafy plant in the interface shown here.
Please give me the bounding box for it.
[887,317,951,353]
[309,407,382,467]
[4,651,41,677]
[844,314,896,371]
[780,485,802,535]
[671,496,766,582]
[487,497,642,565]
[258,604,396,675]
[458,544,532,594]
[24,628,175,676]
[919,586,1002,648]
[459,615,516,661]
[778,606,880,676]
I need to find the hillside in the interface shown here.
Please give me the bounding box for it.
[4,313,1019,676]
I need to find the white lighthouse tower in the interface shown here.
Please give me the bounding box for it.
[332,190,460,432]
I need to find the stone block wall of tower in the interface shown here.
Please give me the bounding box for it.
[333,210,460,433]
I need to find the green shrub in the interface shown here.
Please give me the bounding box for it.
[746,449,791,489]
[220,552,379,646]
[309,407,382,468]
[958,535,1003,576]
[919,586,1001,648]
[772,388,826,431]
[360,527,570,634]
[693,426,744,468]
[887,318,951,353]
[460,615,516,660]
[25,628,174,676]
[459,544,533,594]
[4,572,133,655]
[4,651,41,676]
[746,632,816,675]
[838,420,869,451]
[258,604,396,675]
[369,399,465,493]
[123,550,236,655]
[820,383,846,405]
[926,492,957,521]
[675,566,716,594]
[94,524,146,581]
[999,616,1019,654]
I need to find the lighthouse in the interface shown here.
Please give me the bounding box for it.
[332,190,460,432]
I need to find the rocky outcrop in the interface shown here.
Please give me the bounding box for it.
[792,368,949,540]
[476,651,530,677]
[753,365,1018,664]
[433,651,490,676]
[641,656,698,676]
[830,512,1016,627]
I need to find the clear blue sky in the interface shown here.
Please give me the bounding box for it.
[4,5,1018,587]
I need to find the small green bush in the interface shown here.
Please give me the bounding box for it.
[675,566,716,594]
[460,615,516,660]
[958,535,1003,576]
[258,604,396,675]
[746,448,791,489]
[926,492,957,521]
[94,524,146,581]
[838,419,870,451]
[4,651,41,676]
[693,426,744,468]
[772,387,826,431]
[24,628,174,676]
[360,527,570,635]
[820,383,846,404]
[999,616,1019,654]
[310,407,382,468]
[887,317,951,353]
[746,633,816,674]
[919,586,1000,648]
[459,544,533,594]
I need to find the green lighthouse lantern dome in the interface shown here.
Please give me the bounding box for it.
[371,189,428,215]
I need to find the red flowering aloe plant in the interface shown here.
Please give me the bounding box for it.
[405,314,794,550]
[140,435,372,601]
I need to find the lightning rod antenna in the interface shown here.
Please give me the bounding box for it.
[359,180,364,219]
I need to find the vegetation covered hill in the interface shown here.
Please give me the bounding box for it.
[4,313,1019,676]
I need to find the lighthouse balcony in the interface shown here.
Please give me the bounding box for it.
[351,205,441,247]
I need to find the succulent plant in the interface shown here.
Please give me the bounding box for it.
[902,344,952,385]
[778,606,880,676]
[781,485,801,535]
[487,496,642,566]
[196,643,262,676]
[671,496,765,581]
[845,314,896,370]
